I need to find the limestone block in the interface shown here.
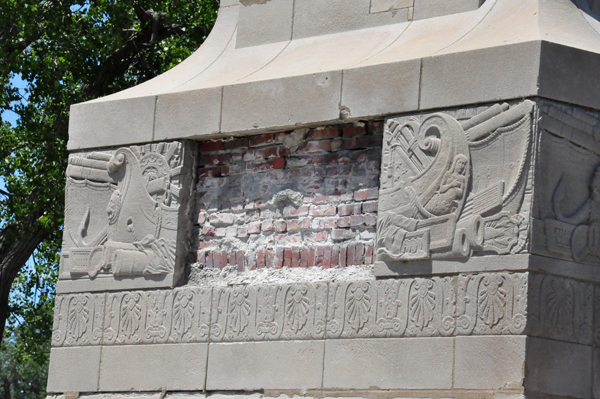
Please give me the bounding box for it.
[236,0,293,48]
[420,43,540,111]
[221,73,342,134]
[454,335,526,389]
[370,0,413,14]
[376,100,534,271]
[68,96,155,150]
[51,293,105,347]
[98,343,208,391]
[154,88,222,141]
[59,141,195,292]
[341,61,421,120]
[412,0,483,20]
[206,340,325,390]
[47,346,101,393]
[524,337,592,399]
[102,287,211,345]
[210,282,327,342]
[322,337,453,389]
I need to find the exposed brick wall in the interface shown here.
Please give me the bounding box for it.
[192,122,383,271]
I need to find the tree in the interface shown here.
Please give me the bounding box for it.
[0,0,218,395]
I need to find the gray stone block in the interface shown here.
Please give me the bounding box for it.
[236,0,293,48]
[322,337,453,389]
[525,337,592,399]
[420,43,540,111]
[221,72,342,134]
[341,61,421,120]
[47,346,101,393]
[68,97,155,150]
[98,343,208,391]
[206,340,325,390]
[413,0,482,20]
[454,335,526,389]
[154,88,222,141]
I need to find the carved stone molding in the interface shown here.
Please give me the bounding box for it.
[52,271,599,347]
[376,101,533,268]
[528,274,595,346]
[59,141,196,292]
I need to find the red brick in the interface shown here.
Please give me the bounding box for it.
[246,158,286,172]
[298,217,312,229]
[198,141,223,153]
[283,205,309,218]
[284,249,292,267]
[364,215,378,226]
[367,121,384,135]
[198,241,209,251]
[206,252,214,268]
[223,137,248,150]
[337,217,351,228]
[197,251,206,265]
[365,245,374,264]
[236,250,245,271]
[215,227,227,237]
[303,140,331,153]
[323,246,332,268]
[362,201,378,213]
[308,247,316,267]
[274,220,287,233]
[292,248,300,267]
[243,145,290,162]
[331,245,340,267]
[301,248,310,268]
[347,245,356,266]
[220,163,244,176]
[228,252,236,266]
[202,225,215,237]
[198,213,207,224]
[307,127,340,140]
[355,243,365,265]
[307,231,328,241]
[286,219,299,232]
[338,203,361,216]
[340,246,347,267]
[237,227,248,238]
[368,135,383,147]
[249,132,285,147]
[332,228,355,241]
[350,215,365,227]
[261,220,274,232]
[310,204,336,217]
[342,125,367,137]
[354,188,379,201]
[248,221,261,234]
[257,249,266,269]
[198,167,221,178]
[200,153,230,166]
[316,247,325,267]
[266,249,274,268]
[274,248,284,269]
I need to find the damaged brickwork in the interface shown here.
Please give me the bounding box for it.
[193,122,383,271]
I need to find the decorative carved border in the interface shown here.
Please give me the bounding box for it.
[51,272,599,347]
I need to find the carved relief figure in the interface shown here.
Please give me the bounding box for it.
[377,101,533,261]
[62,142,184,283]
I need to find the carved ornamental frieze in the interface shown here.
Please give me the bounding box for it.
[376,101,534,264]
[59,141,195,292]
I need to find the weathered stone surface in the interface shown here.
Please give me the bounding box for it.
[206,340,325,390]
[58,141,195,292]
[322,337,453,389]
[98,343,208,391]
[376,101,533,268]
[47,346,101,393]
[454,335,526,389]
[525,337,593,399]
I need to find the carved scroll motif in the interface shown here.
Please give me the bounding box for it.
[377,101,533,261]
[62,142,184,282]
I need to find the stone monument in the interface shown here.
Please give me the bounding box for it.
[47,0,600,398]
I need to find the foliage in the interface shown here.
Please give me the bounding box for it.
[0,0,218,397]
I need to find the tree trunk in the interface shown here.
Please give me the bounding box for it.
[0,214,50,339]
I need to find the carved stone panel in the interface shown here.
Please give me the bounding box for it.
[52,293,105,347]
[59,141,196,292]
[376,101,533,269]
[533,101,600,266]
